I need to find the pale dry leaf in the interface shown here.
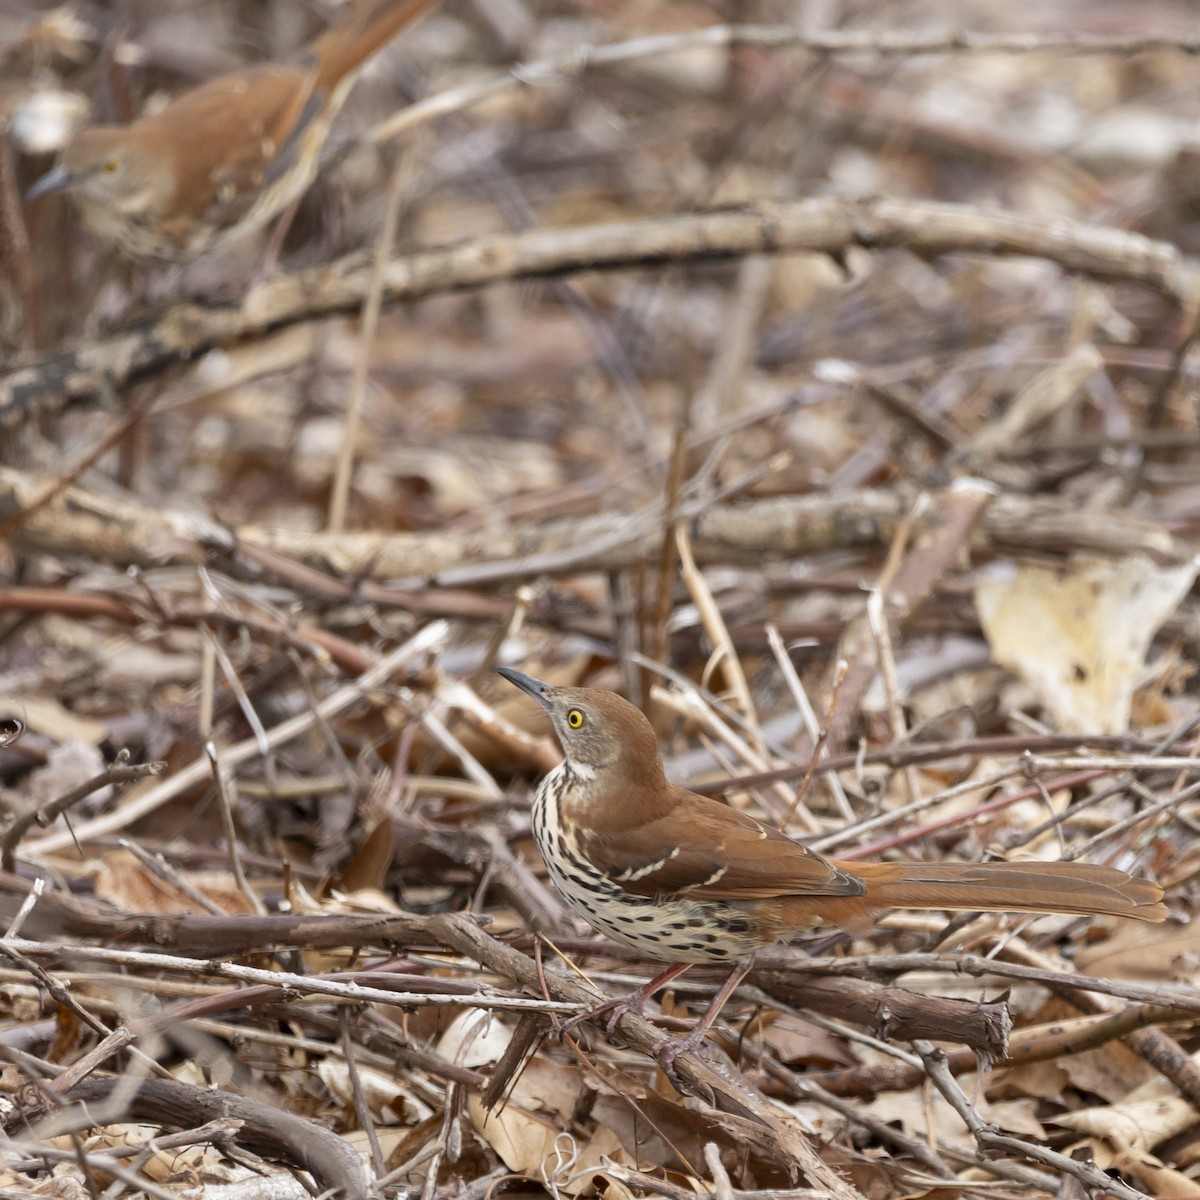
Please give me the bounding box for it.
[468,1100,569,1189]
[1052,1036,1156,1102]
[23,1177,92,1199]
[437,1008,512,1068]
[1054,1095,1198,1152]
[1071,108,1192,171]
[506,1055,590,1122]
[1110,1148,1200,1199]
[0,698,107,745]
[1074,919,1200,982]
[781,1101,846,1141]
[562,1123,640,1194]
[344,1126,412,1166]
[981,1098,1048,1140]
[862,635,993,722]
[468,1097,640,1198]
[761,1014,855,1068]
[863,1087,964,1149]
[92,643,202,691]
[318,1059,434,1124]
[373,441,562,517]
[184,1163,320,1198]
[1062,1136,1118,1172]
[619,41,729,94]
[24,739,110,811]
[975,554,1198,733]
[324,886,405,915]
[588,1174,639,1200]
[283,877,403,917]
[920,751,1071,856]
[993,1058,1069,1100]
[173,1060,210,1089]
[50,1123,215,1184]
[278,877,331,916]
[94,850,256,915]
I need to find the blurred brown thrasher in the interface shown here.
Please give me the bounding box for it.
[26,0,439,263]
[498,668,1167,1077]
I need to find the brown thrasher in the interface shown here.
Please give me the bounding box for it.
[25,0,440,263]
[498,669,1167,1077]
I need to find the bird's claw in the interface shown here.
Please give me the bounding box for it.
[559,992,646,1040]
[655,1031,706,1090]
[604,995,645,1033]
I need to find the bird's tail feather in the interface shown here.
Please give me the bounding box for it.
[786,860,1166,933]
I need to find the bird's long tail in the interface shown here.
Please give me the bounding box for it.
[796,859,1166,931]
[313,0,442,88]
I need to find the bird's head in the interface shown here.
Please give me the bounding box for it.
[27,127,164,216]
[497,668,665,787]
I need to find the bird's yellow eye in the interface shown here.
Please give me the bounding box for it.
[102,157,120,174]
[566,708,584,729]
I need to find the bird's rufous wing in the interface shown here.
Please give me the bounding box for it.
[578,790,866,902]
[142,65,318,224]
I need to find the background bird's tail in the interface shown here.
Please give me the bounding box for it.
[314,0,441,88]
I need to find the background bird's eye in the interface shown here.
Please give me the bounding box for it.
[566,708,584,728]
[102,157,120,174]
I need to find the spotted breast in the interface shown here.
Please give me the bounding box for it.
[531,760,766,963]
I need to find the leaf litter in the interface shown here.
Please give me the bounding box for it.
[1,0,1199,1198]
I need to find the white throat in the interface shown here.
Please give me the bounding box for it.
[567,760,596,782]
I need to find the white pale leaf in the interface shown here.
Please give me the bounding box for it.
[975,554,1198,733]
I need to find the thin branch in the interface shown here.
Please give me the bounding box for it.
[0,755,166,872]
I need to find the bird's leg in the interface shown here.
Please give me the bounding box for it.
[656,955,755,1085]
[254,195,303,281]
[560,962,693,1038]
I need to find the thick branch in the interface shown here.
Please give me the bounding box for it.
[3,197,1192,426]
[0,470,1181,592]
[17,1077,368,1200]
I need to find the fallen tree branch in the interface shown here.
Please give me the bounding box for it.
[4,196,1193,426]
[0,469,1182,591]
[13,1077,369,1200]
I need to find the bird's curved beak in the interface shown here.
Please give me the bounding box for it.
[496,667,553,711]
[25,164,73,203]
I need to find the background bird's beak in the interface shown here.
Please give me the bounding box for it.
[496,667,553,711]
[25,165,73,203]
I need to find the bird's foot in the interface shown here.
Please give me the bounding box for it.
[602,992,648,1034]
[558,963,692,1041]
[559,991,647,1040]
[655,1028,709,1089]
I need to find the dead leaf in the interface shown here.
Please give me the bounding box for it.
[438,1008,514,1068]
[1110,1148,1200,1199]
[23,739,110,811]
[975,554,1198,733]
[318,1059,435,1124]
[95,850,256,914]
[1055,1095,1198,1152]
[761,1013,856,1068]
[993,1058,1069,1100]
[0,699,107,745]
[1074,918,1200,981]
[1054,1038,1157,1103]
[336,816,397,892]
